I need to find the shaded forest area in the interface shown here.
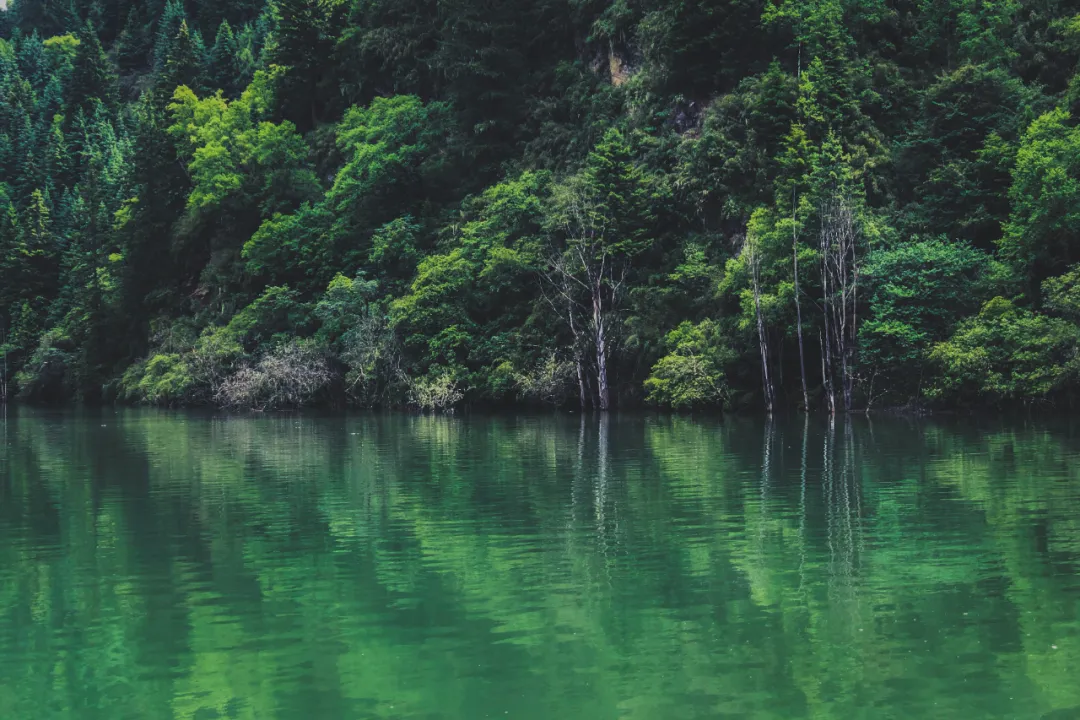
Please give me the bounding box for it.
[3,0,1080,411]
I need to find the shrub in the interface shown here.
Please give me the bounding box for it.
[14,329,74,403]
[514,353,575,406]
[928,297,1080,404]
[644,320,733,410]
[120,353,196,406]
[215,341,335,410]
[407,367,464,412]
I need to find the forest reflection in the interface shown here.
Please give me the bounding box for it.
[1,409,1080,719]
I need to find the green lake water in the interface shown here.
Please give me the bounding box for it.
[1,408,1079,719]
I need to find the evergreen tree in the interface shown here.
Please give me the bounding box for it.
[15,189,59,301]
[68,21,117,117]
[266,0,346,131]
[154,19,206,104]
[152,0,187,73]
[207,19,243,97]
[115,5,152,72]
[15,31,46,89]
[0,202,21,311]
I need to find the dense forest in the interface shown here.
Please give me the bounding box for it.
[2,0,1080,411]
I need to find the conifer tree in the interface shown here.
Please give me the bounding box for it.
[154,19,206,104]
[207,19,243,97]
[0,203,21,311]
[115,6,152,72]
[267,0,345,130]
[152,0,187,73]
[16,31,46,89]
[68,22,117,117]
[16,189,59,300]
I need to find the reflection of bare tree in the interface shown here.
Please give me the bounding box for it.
[567,414,618,588]
[755,416,775,564]
[569,414,586,538]
[824,417,865,627]
[596,413,615,586]
[798,414,809,596]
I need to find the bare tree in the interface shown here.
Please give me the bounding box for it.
[792,191,809,411]
[539,179,633,412]
[819,195,860,413]
[746,233,776,413]
[0,320,7,403]
[539,251,590,409]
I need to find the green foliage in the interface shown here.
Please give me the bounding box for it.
[1001,108,1080,285]
[928,297,1080,405]
[119,353,195,405]
[900,64,1040,248]
[207,20,246,97]
[115,7,152,72]
[1043,263,1080,322]
[5,0,1080,410]
[153,0,190,73]
[327,95,456,233]
[860,237,1009,403]
[169,72,318,213]
[645,320,734,409]
[68,22,116,117]
[407,366,465,411]
[154,20,206,103]
[266,0,348,130]
[13,326,74,402]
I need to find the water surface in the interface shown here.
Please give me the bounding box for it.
[1,409,1079,719]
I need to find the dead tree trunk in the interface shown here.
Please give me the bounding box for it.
[820,196,860,413]
[592,282,610,411]
[748,236,775,413]
[541,254,590,410]
[793,191,809,411]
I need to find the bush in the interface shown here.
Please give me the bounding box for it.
[514,353,575,406]
[215,341,335,410]
[928,297,1080,404]
[407,367,464,412]
[644,320,733,410]
[119,353,195,406]
[860,237,1009,403]
[14,329,74,403]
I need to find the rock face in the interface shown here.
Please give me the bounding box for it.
[609,51,630,86]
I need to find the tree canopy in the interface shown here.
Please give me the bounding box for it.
[3,0,1080,411]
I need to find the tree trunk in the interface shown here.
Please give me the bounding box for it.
[793,191,809,411]
[575,355,587,410]
[820,195,858,414]
[569,299,588,410]
[593,279,610,411]
[749,238,774,413]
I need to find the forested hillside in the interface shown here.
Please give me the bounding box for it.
[2,0,1080,411]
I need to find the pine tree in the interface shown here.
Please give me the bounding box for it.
[37,76,65,129]
[115,6,152,72]
[207,19,243,97]
[16,31,46,90]
[115,97,188,343]
[154,19,206,104]
[0,133,13,179]
[44,114,72,191]
[267,0,346,130]
[0,203,21,311]
[12,108,42,202]
[152,0,188,73]
[68,22,117,118]
[16,189,59,301]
